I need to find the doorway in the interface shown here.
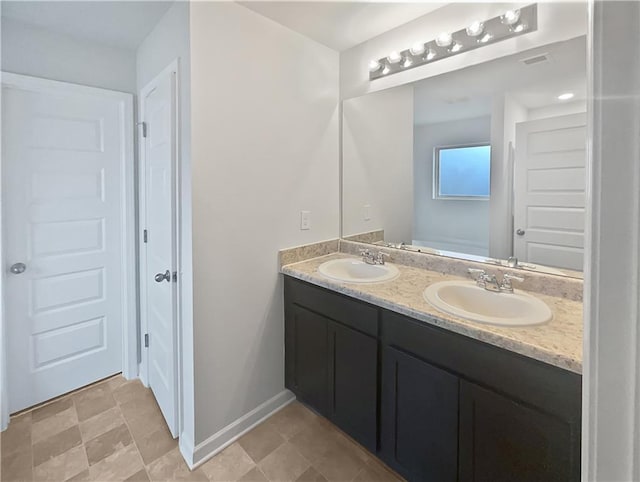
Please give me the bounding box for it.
[1,73,137,415]
[138,61,180,438]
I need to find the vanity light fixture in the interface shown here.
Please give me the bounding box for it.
[435,32,453,48]
[410,42,426,56]
[466,21,485,37]
[369,3,537,81]
[387,51,402,64]
[368,59,381,73]
[557,92,575,101]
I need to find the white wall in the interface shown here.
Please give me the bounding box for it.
[189,0,339,455]
[135,0,194,458]
[527,99,587,121]
[342,86,414,243]
[413,116,491,255]
[340,2,587,100]
[1,17,136,93]
[489,94,528,259]
[584,1,640,480]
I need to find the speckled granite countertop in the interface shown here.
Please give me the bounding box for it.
[282,253,583,374]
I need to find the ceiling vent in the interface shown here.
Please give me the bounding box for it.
[520,53,550,66]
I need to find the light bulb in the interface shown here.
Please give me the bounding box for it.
[558,92,575,101]
[501,9,521,25]
[387,51,402,64]
[425,49,437,61]
[382,64,390,75]
[409,42,426,56]
[435,32,453,48]
[368,60,381,73]
[466,21,484,37]
[512,23,526,33]
[450,42,462,53]
[480,33,493,43]
[402,56,413,68]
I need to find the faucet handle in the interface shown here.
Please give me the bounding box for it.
[503,273,524,282]
[501,273,524,292]
[468,268,486,279]
[375,252,390,264]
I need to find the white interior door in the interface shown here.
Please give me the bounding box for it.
[2,75,133,413]
[514,112,587,271]
[140,66,178,437]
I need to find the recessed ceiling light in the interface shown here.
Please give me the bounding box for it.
[558,92,575,101]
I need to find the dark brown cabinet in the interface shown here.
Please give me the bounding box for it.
[381,346,459,481]
[459,381,578,482]
[284,276,581,482]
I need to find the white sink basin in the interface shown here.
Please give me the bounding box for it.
[318,258,400,284]
[423,281,552,327]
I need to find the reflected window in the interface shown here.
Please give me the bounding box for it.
[434,144,491,199]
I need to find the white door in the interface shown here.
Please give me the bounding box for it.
[3,75,134,413]
[514,113,587,271]
[140,66,178,436]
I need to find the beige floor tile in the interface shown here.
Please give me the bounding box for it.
[33,425,83,467]
[89,443,145,481]
[80,406,126,442]
[133,422,177,465]
[66,468,92,481]
[120,399,165,441]
[112,380,155,406]
[352,459,403,482]
[32,405,79,444]
[146,448,208,482]
[32,397,74,423]
[200,442,255,481]
[108,375,129,392]
[264,403,318,440]
[258,442,310,482]
[238,466,270,482]
[288,420,341,465]
[33,445,89,482]
[124,468,152,482]
[73,383,117,422]
[85,423,134,466]
[1,412,32,457]
[238,422,286,463]
[295,466,328,482]
[312,445,365,482]
[1,448,33,481]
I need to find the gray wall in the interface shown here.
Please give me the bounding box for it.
[413,116,491,256]
[190,1,339,447]
[1,17,136,93]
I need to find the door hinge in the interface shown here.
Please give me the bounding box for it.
[144,333,149,348]
[143,229,148,243]
[137,121,147,138]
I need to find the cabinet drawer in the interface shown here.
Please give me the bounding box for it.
[285,276,378,336]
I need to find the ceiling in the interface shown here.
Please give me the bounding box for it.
[413,36,587,125]
[1,1,174,50]
[239,2,446,51]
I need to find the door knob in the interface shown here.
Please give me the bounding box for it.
[10,262,26,274]
[154,270,171,283]
[516,229,526,236]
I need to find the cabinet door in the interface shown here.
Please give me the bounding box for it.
[459,380,579,482]
[288,305,329,415]
[328,322,377,452]
[381,346,459,481]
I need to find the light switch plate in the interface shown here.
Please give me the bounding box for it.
[300,211,311,230]
[363,204,371,221]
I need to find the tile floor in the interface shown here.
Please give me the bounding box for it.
[1,375,402,481]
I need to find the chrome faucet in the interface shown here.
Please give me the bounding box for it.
[360,249,390,265]
[468,269,524,293]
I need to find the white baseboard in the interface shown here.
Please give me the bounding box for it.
[181,389,296,470]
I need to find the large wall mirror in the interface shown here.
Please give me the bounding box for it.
[342,21,586,279]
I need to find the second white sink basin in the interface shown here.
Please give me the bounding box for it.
[424,281,552,327]
[318,258,400,284]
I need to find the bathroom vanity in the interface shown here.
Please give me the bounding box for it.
[282,253,582,482]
